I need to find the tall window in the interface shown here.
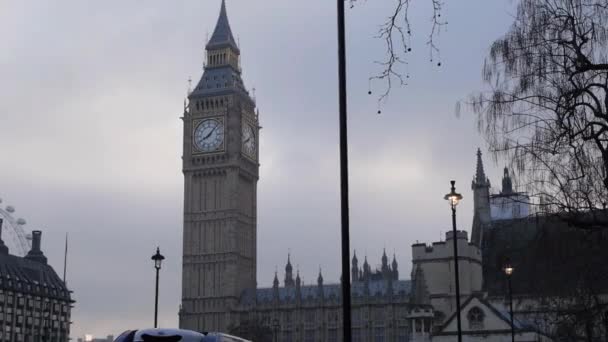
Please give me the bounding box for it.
[352,328,361,342]
[397,326,410,342]
[467,307,485,330]
[374,327,385,342]
[305,310,315,324]
[304,329,315,342]
[328,328,338,342]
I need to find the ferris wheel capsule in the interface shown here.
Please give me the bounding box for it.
[6,206,15,213]
[16,218,26,225]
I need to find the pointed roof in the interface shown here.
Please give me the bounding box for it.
[286,253,292,272]
[381,248,388,266]
[476,149,486,182]
[273,271,279,287]
[207,0,239,52]
[473,148,490,187]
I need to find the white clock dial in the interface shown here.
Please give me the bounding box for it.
[242,124,256,157]
[194,119,224,152]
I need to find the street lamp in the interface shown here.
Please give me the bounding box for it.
[272,318,280,342]
[151,247,165,328]
[444,180,463,342]
[503,260,515,342]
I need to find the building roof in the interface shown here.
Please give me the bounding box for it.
[240,280,411,306]
[189,67,248,98]
[0,252,71,301]
[438,294,543,336]
[206,0,239,52]
[189,1,251,101]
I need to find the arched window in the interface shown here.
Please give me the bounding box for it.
[467,307,485,330]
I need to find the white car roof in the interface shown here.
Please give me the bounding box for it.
[133,328,205,342]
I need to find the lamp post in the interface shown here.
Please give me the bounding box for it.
[444,180,463,342]
[272,318,280,342]
[603,311,608,342]
[151,247,165,328]
[503,260,515,342]
[336,1,353,342]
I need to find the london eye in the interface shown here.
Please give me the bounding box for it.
[0,197,32,256]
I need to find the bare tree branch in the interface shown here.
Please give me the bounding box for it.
[349,0,446,102]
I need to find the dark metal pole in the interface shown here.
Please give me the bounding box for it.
[604,311,608,342]
[509,276,515,342]
[337,0,352,342]
[451,205,463,342]
[154,266,160,328]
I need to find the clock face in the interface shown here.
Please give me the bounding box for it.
[194,119,224,153]
[242,123,256,158]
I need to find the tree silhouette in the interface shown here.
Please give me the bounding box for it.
[470,0,608,229]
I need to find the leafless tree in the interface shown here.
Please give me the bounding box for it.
[348,0,446,101]
[470,0,608,229]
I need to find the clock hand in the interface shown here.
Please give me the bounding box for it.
[243,138,251,144]
[203,125,218,140]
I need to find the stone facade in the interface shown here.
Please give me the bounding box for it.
[234,252,413,342]
[179,0,259,333]
[234,251,411,342]
[0,221,73,342]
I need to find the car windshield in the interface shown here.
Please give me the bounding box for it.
[114,331,136,342]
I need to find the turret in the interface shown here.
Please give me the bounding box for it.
[471,149,491,246]
[317,268,324,299]
[284,254,294,287]
[273,271,280,301]
[392,254,399,280]
[351,251,359,282]
[381,249,391,280]
[295,271,301,302]
[363,256,371,281]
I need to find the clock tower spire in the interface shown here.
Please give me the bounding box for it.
[179,0,259,333]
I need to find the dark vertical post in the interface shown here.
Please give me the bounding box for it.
[451,205,463,342]
[337,0,352,341]
[508,276,515,342]
[154,266,160,328]
[63,233,68,284]
[604,311,608,342]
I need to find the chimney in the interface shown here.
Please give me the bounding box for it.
[0,219,8,255]
[25,230,47,264]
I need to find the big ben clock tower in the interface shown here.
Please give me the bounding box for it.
[179,0,259,333]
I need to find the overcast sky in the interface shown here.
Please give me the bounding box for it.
[0,0,516,338]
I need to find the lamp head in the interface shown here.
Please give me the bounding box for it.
[503,260,514,276]
[444,180,463,207]
[152,247,165,270]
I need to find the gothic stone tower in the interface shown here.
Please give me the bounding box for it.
[471,149,491,247]
[180,0,259,332]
